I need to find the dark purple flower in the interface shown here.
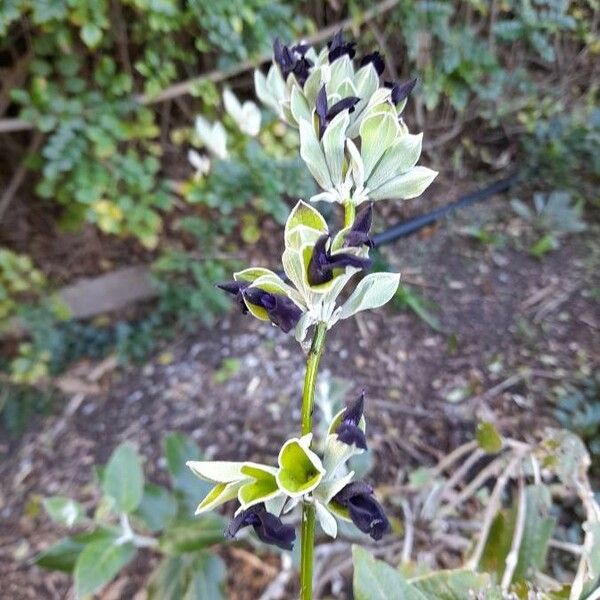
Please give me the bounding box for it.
[336,391,367,450]
[344,203,374,249]
[273,38,313,86]
[327,30,356,63]
[217,280,250,314]
[385,78,417,105]
[315,85,360,138]
[243,286,302,333]
[332,482,390,541]
[360,51,385,76]
[307,234,371,286]
[225,504,296,550]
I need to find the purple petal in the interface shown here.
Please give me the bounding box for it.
[333,481,373,504]
[345,203,373,248]
[225,504,296,550]
[326,96,360,121]
[360,52,385,76]
[327,30,356,62]
[332,482,390,541]
[336,422,367,450]
[347,493,390,540]
[307,235,371,286]
[326,252,372,272]
[243,287,302,333]
[385,78,417,105]
[342,391,365,426]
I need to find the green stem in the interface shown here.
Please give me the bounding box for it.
[344,202,356,228]
[299,321,327,600]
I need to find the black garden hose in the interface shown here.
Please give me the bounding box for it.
[372,172,521,247]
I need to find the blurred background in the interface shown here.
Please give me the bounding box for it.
[0,0,598,598]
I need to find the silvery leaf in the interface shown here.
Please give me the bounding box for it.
[366,133,423,190]
[346,139,364,190]
[322,111,350,188]
[339,272,400,320]
[315,470,355,504]
[299,118,333,190]
[295,310,317,343]
[290,86,312,125]
[359,112,399,181]
[186,460,247,483]
[265,494,287,517]
[309,190,340,204]
[328,55,354,94]
[369,166,438,201]
[315,500,338,538]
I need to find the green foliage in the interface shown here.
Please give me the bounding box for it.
[352,546,494,599]
[36,435,227,599]
[555,375,600,464]
[1,0,305,245]
[479,485,555,582]
[520,107,600,202]
[511,191,586,257]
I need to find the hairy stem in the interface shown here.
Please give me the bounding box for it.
[299,321,328,600]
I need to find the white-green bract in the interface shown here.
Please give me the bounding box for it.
[187,407,369,539]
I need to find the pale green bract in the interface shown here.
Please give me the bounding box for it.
[186,413,368,539]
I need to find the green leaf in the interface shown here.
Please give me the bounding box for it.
[35,528,118,573]
[135,484,178,532]
[74,538,136,599]
[475,422,503,453]
[43,496,86,527]
[164,433,211,515]
[102,442,144,514]
[159,514,226,555]
[530,234,557,258]
[183,553,227,599]
[81,23,103,49]
[353,545,426,600]
[36,538,87,573]
[409,569,491,599]
[480,485,554,581]
[147,556,187,600]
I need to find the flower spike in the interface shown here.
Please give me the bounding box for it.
[225,503,296,550]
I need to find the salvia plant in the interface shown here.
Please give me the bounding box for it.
[186,32,437,598]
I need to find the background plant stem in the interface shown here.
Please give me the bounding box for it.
[299,321,327,600]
